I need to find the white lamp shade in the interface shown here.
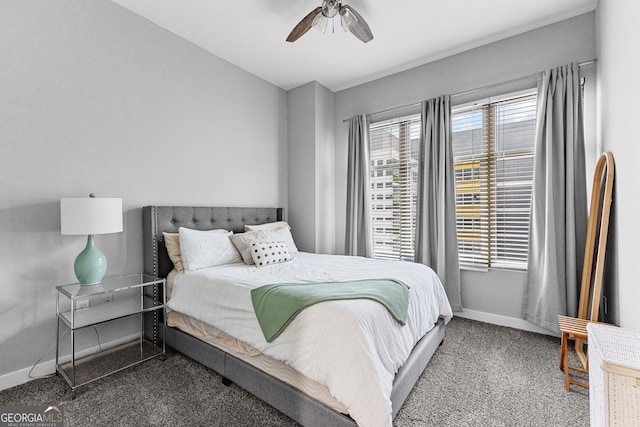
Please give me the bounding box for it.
[60,197,123,235]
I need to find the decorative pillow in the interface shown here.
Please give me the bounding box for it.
[244,221,290,232]
[163,232,184,272]
[178,227,242,271]
[250,241,291,267]
[230,227,299,265]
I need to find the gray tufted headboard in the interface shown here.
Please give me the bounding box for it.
[142,206,284,279]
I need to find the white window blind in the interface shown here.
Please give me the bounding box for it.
[452,91,537,270]
[369,114,421,261]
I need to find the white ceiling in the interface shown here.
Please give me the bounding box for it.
[110,0,598,92]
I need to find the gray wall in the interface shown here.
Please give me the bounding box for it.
[596,2,640,330]
[0,0,287,381]
[287,81,336,254]
[333,13,598,324]
[314,83,336,254]
[287,83,318,252]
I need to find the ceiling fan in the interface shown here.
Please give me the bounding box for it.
[286,0,374,43]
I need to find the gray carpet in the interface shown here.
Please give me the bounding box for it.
[0,317,589,426]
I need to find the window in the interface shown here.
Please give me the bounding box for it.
[451,91,537,270]
[369,114,421,261]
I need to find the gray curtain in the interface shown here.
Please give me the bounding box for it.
[415,95,462,312]
[345,115,373,257]
[523,63,587,332]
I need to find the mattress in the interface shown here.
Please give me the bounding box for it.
[166,310,349,413]
[167,252,453,426]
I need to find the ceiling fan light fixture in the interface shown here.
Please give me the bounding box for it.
[312,13,329,33]
[339,4,374,43]
[322,0,340,18]
[340,8,355,31]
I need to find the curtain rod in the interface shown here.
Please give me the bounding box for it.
[342,58,597,123]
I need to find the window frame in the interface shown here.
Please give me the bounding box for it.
[451,89,538,271]
[368,113,421,262]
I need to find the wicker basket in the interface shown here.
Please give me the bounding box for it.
[588,323,640,427]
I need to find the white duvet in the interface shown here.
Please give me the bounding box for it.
[167,252,453,427]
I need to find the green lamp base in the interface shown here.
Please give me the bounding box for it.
[74,235,108,285]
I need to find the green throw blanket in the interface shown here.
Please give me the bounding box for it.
[251,279,410,342]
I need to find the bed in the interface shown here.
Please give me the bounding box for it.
[142,206,452,427]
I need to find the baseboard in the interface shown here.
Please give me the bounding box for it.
[0,333,140,392]
[456,309,559,337]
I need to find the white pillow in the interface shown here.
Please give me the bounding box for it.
[230,227,298,265]
[178,227,242,271]
[271,226,298,255]
[244,221,290,232]
[250,241,291,267]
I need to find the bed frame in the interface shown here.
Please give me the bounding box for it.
[142,206,445,426]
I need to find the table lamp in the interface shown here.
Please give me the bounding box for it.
[60,194,123,285]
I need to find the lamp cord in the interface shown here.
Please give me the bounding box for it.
[28,326,103,380]
[28,329,68,380]
[93,326,102,352]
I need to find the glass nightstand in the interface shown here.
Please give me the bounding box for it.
[55,273,165,394]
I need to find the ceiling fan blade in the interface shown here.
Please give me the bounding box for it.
[286,7,323,42]
[340,5,374,43]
